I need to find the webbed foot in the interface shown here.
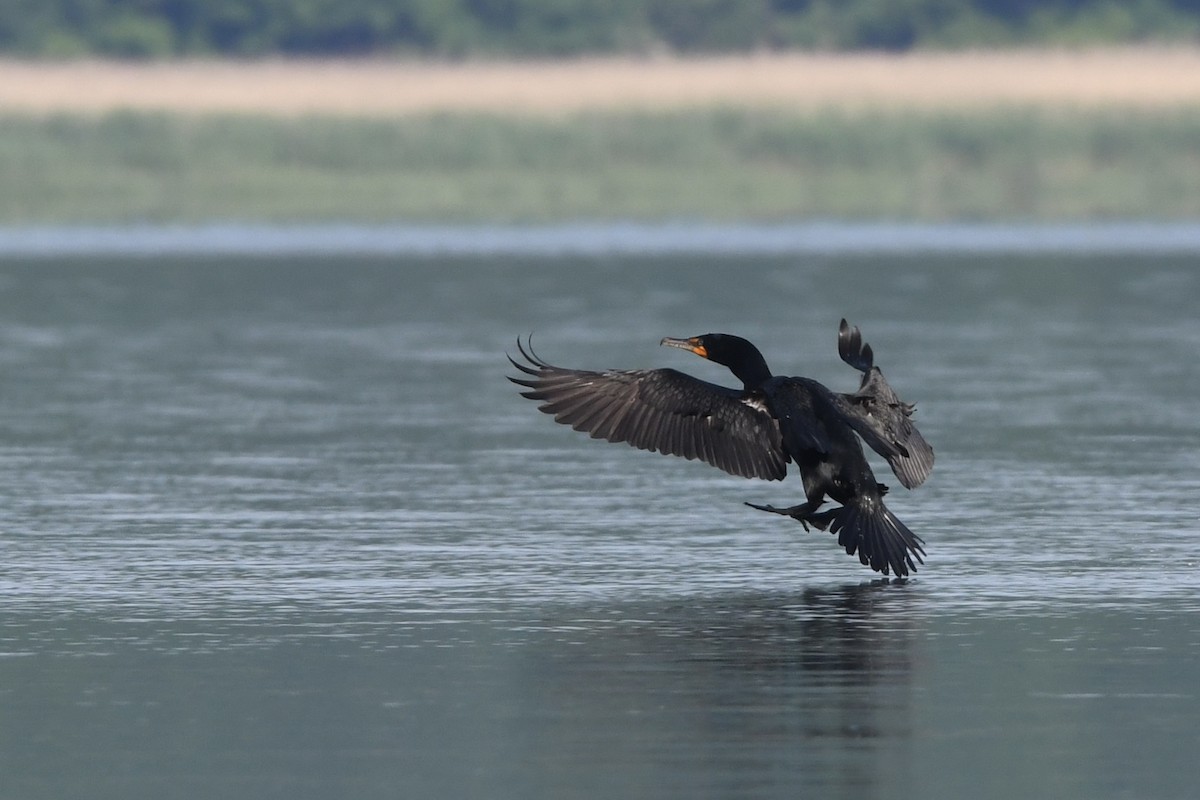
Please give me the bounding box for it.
[744,501,823,532]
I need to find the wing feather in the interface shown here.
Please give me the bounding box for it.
[834,320,935,489]
[508,338,787,481]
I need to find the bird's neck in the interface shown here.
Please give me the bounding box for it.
[732,354,773,390]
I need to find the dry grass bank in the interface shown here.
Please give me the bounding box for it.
[3,47,1200,117]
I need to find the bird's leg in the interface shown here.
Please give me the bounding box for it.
[744,499,824,532]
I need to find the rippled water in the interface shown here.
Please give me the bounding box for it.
[1,244,1197,798]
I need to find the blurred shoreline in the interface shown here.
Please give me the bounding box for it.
[6,222,1200,257]
[4,108,1198,224]
[4,48,1198,224]
[4,47,1200,117]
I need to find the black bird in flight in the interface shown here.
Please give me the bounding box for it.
[508,320,934,577]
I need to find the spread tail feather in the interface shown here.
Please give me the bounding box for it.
[809,500,925,577]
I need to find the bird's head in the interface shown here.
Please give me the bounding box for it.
[660,333,772,388]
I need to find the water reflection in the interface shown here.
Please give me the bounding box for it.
[519,582,917,796]
[621,582,917,680]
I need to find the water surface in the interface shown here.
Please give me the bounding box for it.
[0,244,1197,799]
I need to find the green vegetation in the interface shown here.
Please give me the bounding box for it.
[3,109,1199,223]
[3,0,1200,58]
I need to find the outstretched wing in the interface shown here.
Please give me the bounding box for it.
[834,319,935,489]
[508,338,787,481]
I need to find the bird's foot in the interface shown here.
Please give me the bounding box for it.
[744,501,821,532]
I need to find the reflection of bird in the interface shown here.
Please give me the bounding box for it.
[508,320,933,577]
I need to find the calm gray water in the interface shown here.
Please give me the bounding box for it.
[1,242,1197,799]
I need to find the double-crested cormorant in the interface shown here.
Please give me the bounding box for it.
[508,320,933,577]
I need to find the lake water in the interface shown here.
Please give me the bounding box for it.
[1,230,1197,799]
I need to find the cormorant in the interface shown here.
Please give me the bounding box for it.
[508,320,933,577]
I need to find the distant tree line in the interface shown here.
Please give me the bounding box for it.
[3,0,1200,58]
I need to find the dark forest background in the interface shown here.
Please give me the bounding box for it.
[3,0,1200,59]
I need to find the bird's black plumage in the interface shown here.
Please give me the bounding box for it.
[508,338,787,481]
[833,319,935,491]
[508,321,933,577]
